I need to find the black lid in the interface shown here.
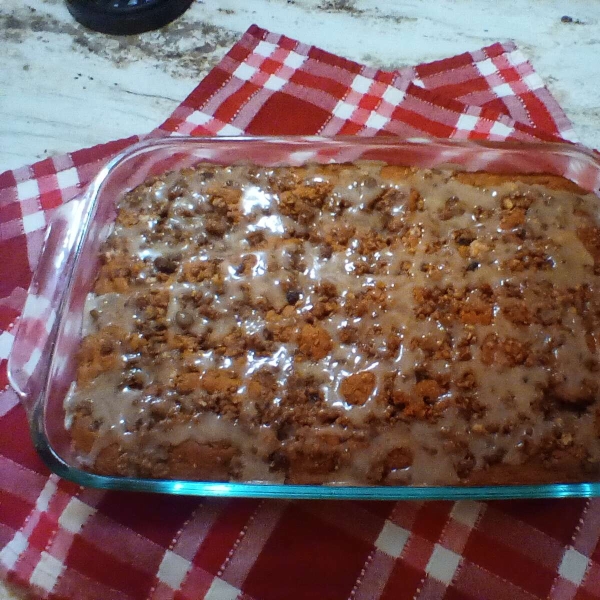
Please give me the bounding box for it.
[66,0,195,35]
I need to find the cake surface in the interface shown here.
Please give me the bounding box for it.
[66,161,600,486]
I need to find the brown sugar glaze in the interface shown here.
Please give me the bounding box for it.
[66,162,600,485]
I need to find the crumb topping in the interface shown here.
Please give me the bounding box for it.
[66,162,600,485]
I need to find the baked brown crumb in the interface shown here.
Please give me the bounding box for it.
[297,324,332,360]
[340,372,376,405]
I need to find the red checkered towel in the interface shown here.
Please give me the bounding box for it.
[1,24,599,600]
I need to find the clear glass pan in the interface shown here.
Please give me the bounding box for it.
[8,135,600,499]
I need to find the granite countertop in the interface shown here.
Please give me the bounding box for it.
[1,0,600,175]
[1,0,599,597]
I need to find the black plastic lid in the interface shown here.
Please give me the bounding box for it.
[66,0,195,35]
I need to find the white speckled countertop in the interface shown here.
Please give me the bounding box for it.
[1,0,599,597]
[1,0,600,175]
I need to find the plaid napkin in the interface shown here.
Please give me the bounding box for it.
[1,24,599,600]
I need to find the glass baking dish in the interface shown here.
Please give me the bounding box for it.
[8,136,600,500]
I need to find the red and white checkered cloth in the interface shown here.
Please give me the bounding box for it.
[1,24,600,600]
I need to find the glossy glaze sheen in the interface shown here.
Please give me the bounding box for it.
[67,161,600,487]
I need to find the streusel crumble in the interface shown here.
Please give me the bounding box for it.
[66,162,600,485]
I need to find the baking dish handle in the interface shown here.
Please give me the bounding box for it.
[7,197,87,416]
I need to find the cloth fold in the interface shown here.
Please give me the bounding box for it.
[1,24,599,600]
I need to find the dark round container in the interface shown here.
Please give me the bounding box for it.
[66,0,195,35]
